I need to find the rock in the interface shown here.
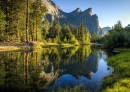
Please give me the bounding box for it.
[42,0,102,35]
[101,27,111,35]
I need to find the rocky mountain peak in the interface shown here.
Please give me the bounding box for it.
[92,14,98,19]
[83,8,92,16]
[42,0,62,15]
[75,8,82,12]
[43,0,102,35]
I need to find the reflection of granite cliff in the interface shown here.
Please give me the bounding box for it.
[42,0,102,34]
[57,51,102,79]
[40,65,60,89]
[87,52,100,73]
[40,48,107,90]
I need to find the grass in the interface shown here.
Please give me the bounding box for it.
[0,46,21,51]
[42,43,76,48]
[101,48,130,92]
[0,42,33,51]
[59,44,76,48]
[0,42,78,51]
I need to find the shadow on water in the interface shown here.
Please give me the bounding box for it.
[0,45,112,92]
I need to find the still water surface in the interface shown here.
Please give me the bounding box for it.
[0,46,112,92]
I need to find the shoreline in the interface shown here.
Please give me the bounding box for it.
[0,42,79,51]
[0,42,100,51]
[101,48,130,92]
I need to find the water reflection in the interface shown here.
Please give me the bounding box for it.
[0,46,111,92]
[0,51,47,92]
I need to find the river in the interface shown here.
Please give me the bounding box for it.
[0,46,112,92]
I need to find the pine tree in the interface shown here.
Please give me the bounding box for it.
[61,24,72,41]
[25,0,29,42]
[79,22,85,43]
[84,26,90,44]
[0,0,27,42]
[0,9,6,41]
[30,0,47,41]
[42,19,50,40]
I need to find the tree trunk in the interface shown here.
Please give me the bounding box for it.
[5,0,9,42]
[36,18,38,41]
[25,0,29,42]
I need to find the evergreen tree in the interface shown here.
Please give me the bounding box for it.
[61,24,71,41]
[0,0,27,42]
[70,24,79,40]
[30,0,47,41]
[84,26,90,44]
[47,19,61,43]
[91,30,96,42]
[0,9,6,41]
[52,20,61,42]
[42,19,50,40]
[0,0,91,45]
[79,22,86,43]
[25,0,30,42]
[0,0,47,42]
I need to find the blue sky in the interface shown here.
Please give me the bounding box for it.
[52,0,130,28]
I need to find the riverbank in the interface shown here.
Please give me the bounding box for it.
[0,42,32,51]
[0,42,77,51]
[0,42,101,51]
[101,48,130,92]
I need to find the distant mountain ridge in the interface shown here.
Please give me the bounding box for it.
[42,0,102,34]
[101,27,111,35]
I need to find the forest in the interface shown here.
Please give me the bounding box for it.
[0,0,90,45]
[102,21,130,48]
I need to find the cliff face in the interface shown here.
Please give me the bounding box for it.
[42,0,101,34]
[101,27,111,35]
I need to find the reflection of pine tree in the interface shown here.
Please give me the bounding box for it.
[0,50,47,90]
[0,46,104,90]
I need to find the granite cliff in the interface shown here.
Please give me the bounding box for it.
[42,0,102,34]
[101,27,111,35]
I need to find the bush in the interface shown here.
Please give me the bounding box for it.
[103,22,130,48]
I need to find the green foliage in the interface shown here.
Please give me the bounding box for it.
[29,0,47,41]
[1,0,29,42]
[42,19,50,39]
[0,9,6,31]
[0,0,47,42]
[45,21,90,45]
[102,49,130,92]
[68,34,79,45]
[61,24,71,41]
[69,22,90,44]
[103,21,130,48]
[47,38,52,42]
[104,78,130,92]
[0,9,6,41]
[63,37,67,43]
[91,30,101,43]
[47,19,61,40]
[78,22,90,44]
